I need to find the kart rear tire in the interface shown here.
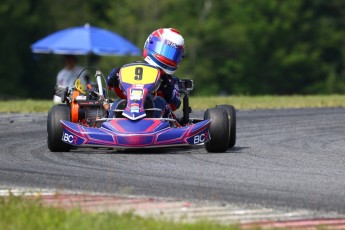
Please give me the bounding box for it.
[216,104,236,148]
[204,108,230,153]
[47,104,71,152]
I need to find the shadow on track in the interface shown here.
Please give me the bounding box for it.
[67,145,250,155]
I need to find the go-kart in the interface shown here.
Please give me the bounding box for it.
[47,62,236,153]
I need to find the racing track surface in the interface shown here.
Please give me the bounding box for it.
[1,108,345,217]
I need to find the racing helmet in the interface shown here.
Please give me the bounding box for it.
[143,28,185,75]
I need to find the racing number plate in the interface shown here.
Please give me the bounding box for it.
[120,64,160,85]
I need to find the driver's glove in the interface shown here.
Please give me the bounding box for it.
[160,75,181,111]
[106,68,120,89]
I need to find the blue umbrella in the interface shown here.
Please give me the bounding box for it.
[31,24,140,56]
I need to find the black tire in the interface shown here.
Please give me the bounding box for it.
[204,108,230,153]
[47,104,71,152]
[216,104,236,148]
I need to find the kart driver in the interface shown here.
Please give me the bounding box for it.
[106,28,185,118]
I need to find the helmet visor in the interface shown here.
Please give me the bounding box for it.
[146,36,184,64]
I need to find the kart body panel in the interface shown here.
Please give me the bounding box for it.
[119,63,161,120]
[61,118,211,148]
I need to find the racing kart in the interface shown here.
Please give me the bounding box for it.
[47,62,236,153]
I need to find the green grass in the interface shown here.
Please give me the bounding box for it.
[190,95,345,110]
[0,99,54,113]
[1,95,345,113]
[0,195,241,230]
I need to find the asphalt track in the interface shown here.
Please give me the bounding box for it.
[1,108,345,217]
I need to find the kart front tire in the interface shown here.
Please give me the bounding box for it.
[204,108,230,153]
[47,104,71,152]
[216,104,236,148]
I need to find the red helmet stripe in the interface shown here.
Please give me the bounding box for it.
[154,53,177,67]
[169,28,180,34]
[152,28,164,37]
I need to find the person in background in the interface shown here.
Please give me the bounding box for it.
[106,28,185,118]
[53,55,89,103]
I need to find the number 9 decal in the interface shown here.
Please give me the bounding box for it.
[120,64,160,84]
[134,67,143,80]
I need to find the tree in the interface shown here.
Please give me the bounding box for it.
[0,0,344,98]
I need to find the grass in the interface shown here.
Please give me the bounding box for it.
[0,99,54,113]
[1,95,345,113]
[190,95,345,110]
[0,195,241,230]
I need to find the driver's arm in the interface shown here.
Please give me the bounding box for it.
[106,67,120,89]
[106,67,126,99]
[160,75,181,111]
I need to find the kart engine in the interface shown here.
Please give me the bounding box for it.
[70,87,108,127]
[54,70,109,127]
[80,104,108,127]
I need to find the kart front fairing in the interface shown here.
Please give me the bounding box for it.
[61,118,211,148]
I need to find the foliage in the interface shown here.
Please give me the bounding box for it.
[0,0,344,98]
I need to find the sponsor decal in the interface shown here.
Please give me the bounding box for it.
[165,40,179,48]
[130,103,140,113]
[194,133,206,144]
[186,129,210,145]
[192,131,210,144]
[78,101,101,106]
[130,89,143,101]
[134,84,144,89]
[62,132,78,144]
[62,132,74,143]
